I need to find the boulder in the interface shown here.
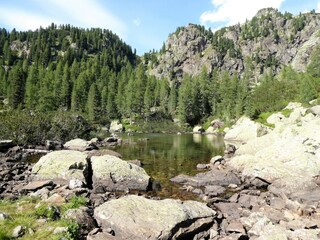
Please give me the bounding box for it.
[64,207,96,233]
[91,155,150,192]
[205,126,217,134]
[171,168,241,187]
[309,105,320,116]
[109,120,124,133]
[266,112,285,125]
[64,138,97,151]
[94,195,216,240]
[193,125,204,133]
[224,116,269,143]
[12,225,25,238]
[211,119,224,129]
[0,140,15,152]
[31,150,89,185]
[205,185,226,197]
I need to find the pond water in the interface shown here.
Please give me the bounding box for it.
[113,133,225,199]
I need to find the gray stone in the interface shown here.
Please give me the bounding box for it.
[53,227,67,234]
[193,125,205,133]
[226,220,246,234]
[0,140,15,152]
[68,179,85,189]
[91,155,150,192]
[94,195,216,240]
[64,138,97,151]
[0,212,9,220]
[215,202,242,220]
[31,150,88,185]
[309,105,320,116]
[109,120,124,133]
[12,225,25,238]
[205,185,226,197]
[20,180,54,192]
[171,168,241,187]
[64,207,95,232]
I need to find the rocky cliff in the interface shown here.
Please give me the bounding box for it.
[149,8,320,81]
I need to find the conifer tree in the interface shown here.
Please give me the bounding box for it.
[87,83,99,121]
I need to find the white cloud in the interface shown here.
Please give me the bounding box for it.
[0,0,126,39]
[317,2,320,13]
[0,7,59,31]
[200,0,285,26]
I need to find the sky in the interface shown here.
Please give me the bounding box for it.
[0,0,319,55]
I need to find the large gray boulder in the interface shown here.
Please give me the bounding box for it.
[31,150,88,185]
[91,155,150,192]
[224,116,269,143]
[64,138,97,151]
[94,195,216,240]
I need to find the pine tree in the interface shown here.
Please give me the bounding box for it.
[87,83,99,121]
[25,64,39,109]
[168,81,178,116]
[8,63,25,109]
[60,63,72,109]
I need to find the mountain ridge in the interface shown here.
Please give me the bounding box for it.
[148,8,320,82]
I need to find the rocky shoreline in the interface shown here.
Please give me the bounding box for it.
[1,102,320,239]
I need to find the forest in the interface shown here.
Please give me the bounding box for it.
[0,23,320,145]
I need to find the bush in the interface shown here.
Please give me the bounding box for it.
[0,110,91,145]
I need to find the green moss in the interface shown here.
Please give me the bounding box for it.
[280,108,293,117]
[255,112,275,128]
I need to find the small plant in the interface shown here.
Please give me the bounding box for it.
[35,205,60,220]
[64,221,80,240]
[62,196,88,213]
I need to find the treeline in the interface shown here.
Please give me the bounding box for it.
[0,23,320,136]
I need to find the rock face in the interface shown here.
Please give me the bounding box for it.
[94,195,216,240]
[91,155,150,192]
[150,9,320,81]
[31,150,88,185]
[228,103,320,198]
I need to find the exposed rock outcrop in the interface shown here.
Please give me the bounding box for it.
[150,9,320,81]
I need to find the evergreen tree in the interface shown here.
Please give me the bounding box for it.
[8,63,25,109]
[86,83,99,121]
[168,81,178,116]
[25,64,39,109]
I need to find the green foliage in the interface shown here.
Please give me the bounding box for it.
[62,196,88,212]
[64,221,80,240]
[0,110,90,145]
[35,205,60,221]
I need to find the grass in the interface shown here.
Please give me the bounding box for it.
[0,196,87,240]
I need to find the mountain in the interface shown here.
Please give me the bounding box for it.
[149,8,320,82]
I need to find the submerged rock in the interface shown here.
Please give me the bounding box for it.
[94,195,216,240]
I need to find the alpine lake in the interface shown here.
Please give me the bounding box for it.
[112,133,225,200]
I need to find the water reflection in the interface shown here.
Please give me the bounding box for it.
[113,133,225,198]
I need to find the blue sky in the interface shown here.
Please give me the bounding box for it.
[0,0,319,55]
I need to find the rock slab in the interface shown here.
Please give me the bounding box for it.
[94,195,216,240]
